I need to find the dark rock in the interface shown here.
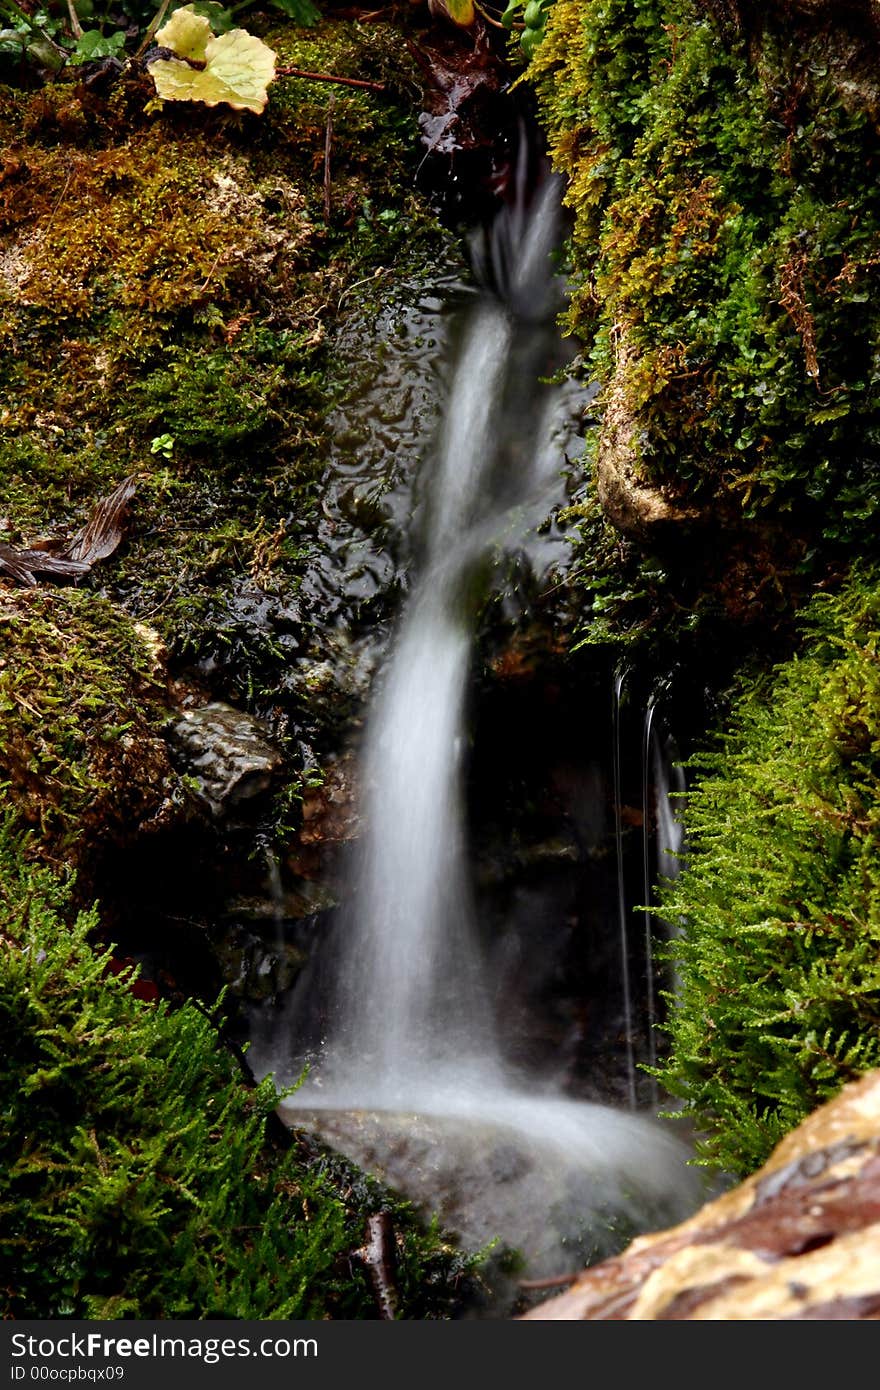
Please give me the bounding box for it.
[168,701,282,819]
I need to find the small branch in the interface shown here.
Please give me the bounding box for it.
[518,1272,579,1291]
[353,1212,399,1320]
[135,0,173,59]
[473,2,507,28]
[337,266,390,313]
[275,66,386,93]
[323,94,335,225]
[65,0,83,40]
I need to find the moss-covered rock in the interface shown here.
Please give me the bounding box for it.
[529,0,880,648]
[0,586,177,863]
[0,10,450,867]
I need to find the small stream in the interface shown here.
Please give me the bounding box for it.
[245,161,705,1311]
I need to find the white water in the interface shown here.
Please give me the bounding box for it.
[272,170,703,1283]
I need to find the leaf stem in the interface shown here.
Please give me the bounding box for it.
[65,0,83,39]
[135,0,173,58]
[275,66,386,92]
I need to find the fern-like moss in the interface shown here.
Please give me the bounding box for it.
[653,568,880,1176]
[0,817,476,1318]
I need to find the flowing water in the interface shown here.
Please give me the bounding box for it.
[612,667,638,1108]
[256,168,704,1304]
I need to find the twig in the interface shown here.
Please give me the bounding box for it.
[65,0,83,40]
[197,249,225,294]
[337,266,390,312]
[518,1272,579,1290]
[45,164,74,234]
[353,1212,399,1319]
[275,66,386,93]
[323,95,335,225]
[135,0,173,59]
[473,2,507,28]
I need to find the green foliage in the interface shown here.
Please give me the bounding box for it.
[68,29,126,65]
[0,0,320,81]
[530,0,880,548]
[653,569,880,1176]
[0,817,477,1317]
[500,0,554,60]
[264,0,320,25]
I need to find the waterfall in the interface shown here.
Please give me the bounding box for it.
[652,719,688,1003]
[612,667,638,1108]
[266,166,703,1285]
[641,695,660,1093]
[329,304,514,1100]
[654,727,687,889]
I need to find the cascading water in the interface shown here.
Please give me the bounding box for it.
[325,302,514,1103]
[639,696,687,1102]
[257,164,704,1301]
[612,667,638,1108]
[649,716,688,1004]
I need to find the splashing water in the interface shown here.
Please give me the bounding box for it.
[265,168,703,1289]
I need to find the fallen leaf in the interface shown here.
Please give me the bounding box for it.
[407,31,504,158]
[155,6,212,63]
[0,545,89,587]
[150,7,277,115]
[0,476,138,588]
[65,474,138,566]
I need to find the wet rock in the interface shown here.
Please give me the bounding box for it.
[168,702,282,819]
[521,1069,880,1319]
[211,922,308,1002]
[280,1099,701,1312]
[223,879,339,924]
[297,752,361,849]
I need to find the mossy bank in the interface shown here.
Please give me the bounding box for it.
[531,0,880,658]
[0,818,478,1317]
[0,8,451,859]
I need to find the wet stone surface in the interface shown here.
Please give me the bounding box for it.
[280,1100,701,1315]
[522,1069,880,1320]
[298,259,468,631]
[168,701,283,819]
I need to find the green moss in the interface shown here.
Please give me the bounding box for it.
[531,0,880,567]
[0,817,477,1318]
[0,587,173,857]
[653,568,880,1176]
[0,13,445,687]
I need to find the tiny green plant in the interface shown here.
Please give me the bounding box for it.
[500,0,554,59]
[149,432,175,458]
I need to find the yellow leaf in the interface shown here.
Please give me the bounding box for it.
[150,20,277,115]
[427,0,476,26]
[155,7,212,63]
